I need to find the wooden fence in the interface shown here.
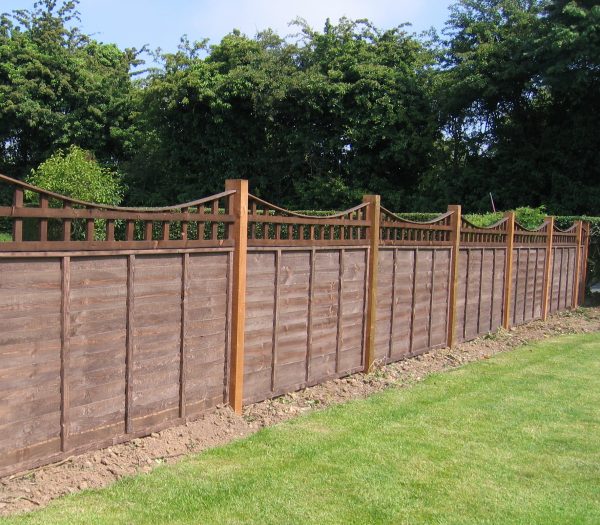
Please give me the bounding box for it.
[0,174,589,477]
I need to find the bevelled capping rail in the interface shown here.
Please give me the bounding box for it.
[514,220,550,246]
[460,216,509,246]
[0,173,236,252]
[246,194,370,246]
[379,207,454,246]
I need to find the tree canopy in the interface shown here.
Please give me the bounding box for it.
[0,0,598,214]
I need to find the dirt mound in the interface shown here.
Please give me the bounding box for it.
[2,308,599,517]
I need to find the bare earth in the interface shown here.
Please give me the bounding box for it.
[2,308,599,517]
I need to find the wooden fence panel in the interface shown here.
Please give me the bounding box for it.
[243,247,366,404]
[338,249,367,373]
[456,248,506,342]
[0,175,590,478]
[0,259,62,471]
[375,248,418,363]
[550,247,576,313]
[307,250,341,384]
[68,256,127,448]
[185,252,231,417]
[243,252,276,404]
[273,250,310,395]
[131,255,183,431]
[430,248,451,349]
[375,249,394,362]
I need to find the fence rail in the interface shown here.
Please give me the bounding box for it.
[0,175,590,478]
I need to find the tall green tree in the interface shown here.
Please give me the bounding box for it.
[0,0,140,179]
[126,19,438,209]
[430,0,600,214]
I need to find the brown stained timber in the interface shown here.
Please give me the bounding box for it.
[409,248,419,354]
[363,195,380,371]
[502,212,516,329]
[512,249,520,326]
[225,180,248,414]
[572,221,584,308]
[476,248,484,335]
[446,205,461,347]
[60,256,71,452]
[305,249,316,382]
[388,249,398,359]
[489,249,497,332]
[542,217,555,320]
[125,254,135,434]
[0,172,590,479]
[270,250,281,393]
[427,249,436,349]
[335,249,345,374]
[179,254,189,418]
[12,188,23,242]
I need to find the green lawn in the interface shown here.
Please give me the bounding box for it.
[0,232,11,242]
[3,333,600,525]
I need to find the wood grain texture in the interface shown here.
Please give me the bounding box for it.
[226,180,248,414]
[0,182,587,479]
[363,195,380,371]
[0,258,62,466]
[542,217,554,320]
[243,252,276,403]
[68,256,127,443]
[446,205,461,347]
[502,212,516,329]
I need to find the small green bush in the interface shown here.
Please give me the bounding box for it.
[26,145,124,206]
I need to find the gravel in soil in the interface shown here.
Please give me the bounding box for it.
[1,308,599,517]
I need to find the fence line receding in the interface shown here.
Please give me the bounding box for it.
[0,175,589,478]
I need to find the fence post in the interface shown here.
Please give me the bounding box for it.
[446,205,461,347]
[363,194,380,372]
[541,216,555,321]
[502,211,516,329]
[572,220,584,308]
[225,179,249,414]
[12,187,23,242]
[578,221,590,306]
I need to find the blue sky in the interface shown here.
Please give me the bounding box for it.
[1,0,454,53]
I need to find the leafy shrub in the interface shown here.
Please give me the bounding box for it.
[24,146,125,240]
[26,146,124,206]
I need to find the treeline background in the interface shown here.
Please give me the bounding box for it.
[0,0,598,214]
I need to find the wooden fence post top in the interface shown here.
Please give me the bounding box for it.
[362,195,380,204]
[225,179,249,196]
[447,204,461,213]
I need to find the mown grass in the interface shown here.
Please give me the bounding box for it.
[3,333,600,525]
[0,232,11,242]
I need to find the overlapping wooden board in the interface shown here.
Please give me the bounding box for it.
[550,247,576,313]
[510,248,546,326]
[185,252,230,417]
[455,248,506,342]
[375,248,450,362]
[243,248,367,404]
[68,256,127,447]
[0,259,63,470]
